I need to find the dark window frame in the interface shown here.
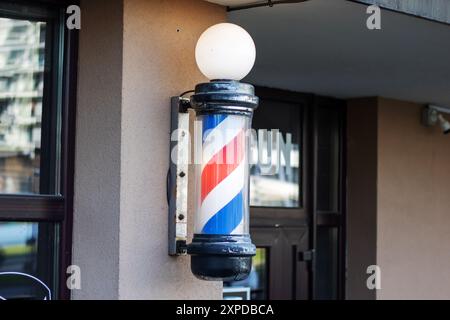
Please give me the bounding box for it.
[312,96,347,300]
[0,0,78,300]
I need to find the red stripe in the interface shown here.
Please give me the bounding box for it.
[201,130,245,202]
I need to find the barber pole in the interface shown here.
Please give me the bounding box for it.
[169,23,258,281]
[187,80,257,281]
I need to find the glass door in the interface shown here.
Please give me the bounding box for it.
[224,87,346,300]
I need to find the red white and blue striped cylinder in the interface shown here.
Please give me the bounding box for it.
[195,114,250,235]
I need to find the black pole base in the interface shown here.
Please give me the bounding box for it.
[187,234,256,281]
[191,255,252,281]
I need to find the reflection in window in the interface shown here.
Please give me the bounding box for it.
[316,227,338,300]
[250,100,300,208]
[0,222,56,300]
[0,18,46,194]
[223,248,268,300]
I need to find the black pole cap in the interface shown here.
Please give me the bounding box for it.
[190,80,258,116]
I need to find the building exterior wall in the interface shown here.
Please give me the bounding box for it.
[73,0,450,301]
[73,0,226,299]
[347,97,450,300]
[73,0,124,300]
[377,98,450,299]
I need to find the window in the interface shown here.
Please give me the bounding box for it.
[0,222,58,300]
[250,99,301,208]
[315,226,338,299]
[0,1,77,300]
[0,18,45,195]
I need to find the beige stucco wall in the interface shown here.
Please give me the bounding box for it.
[347,97,450,300]
[119,0,225,299]
[377,98,450,299]
[74,0,225,299]
[73,0,123,300]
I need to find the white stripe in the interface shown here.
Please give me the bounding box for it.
[202,116,245,170]
[199,160,246,229]
[231,219,244,235]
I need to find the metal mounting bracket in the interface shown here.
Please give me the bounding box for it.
[168,97,191,256]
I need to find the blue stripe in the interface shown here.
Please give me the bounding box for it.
[201,191,244,234]
[202,114,227,143]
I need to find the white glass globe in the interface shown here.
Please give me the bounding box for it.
[195,23,256,81]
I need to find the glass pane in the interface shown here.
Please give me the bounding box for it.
[250,99,300,207]
[0,222,58,300]
[316,226,338,300]
[0,18,46,194]
[223,248,268,300]
[316,107,340,212]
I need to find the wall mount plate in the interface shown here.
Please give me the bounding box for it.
[168,97,190,256]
